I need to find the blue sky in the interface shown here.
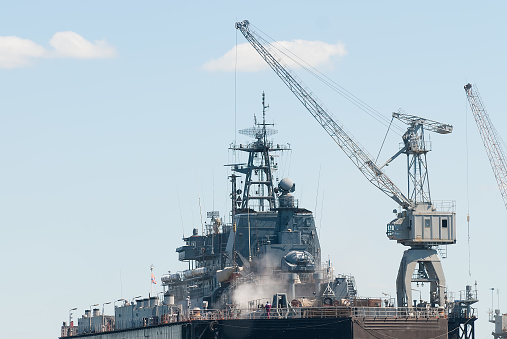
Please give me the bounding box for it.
[1,1,506,338]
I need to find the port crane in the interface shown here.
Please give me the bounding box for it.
[464,83,507,210]
[236,20,456,307]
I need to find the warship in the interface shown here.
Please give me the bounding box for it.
[60,93,477,339]
[59,21,479,339]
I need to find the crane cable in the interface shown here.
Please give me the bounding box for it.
[465,89,471,277]
[376,116,395,164]
[234,27,238,164]
[250,23,405,136]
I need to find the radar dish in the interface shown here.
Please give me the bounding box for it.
[279,177,294,191]
[239,127,278,139]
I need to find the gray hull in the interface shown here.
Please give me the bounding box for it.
[61,317,449,339]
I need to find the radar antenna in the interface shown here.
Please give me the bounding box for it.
[239,93,278,140]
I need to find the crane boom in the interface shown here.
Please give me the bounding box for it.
[464,83,507,209]
[392,111,453,135]
[235,20,411,208]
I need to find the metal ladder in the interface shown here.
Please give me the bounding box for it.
[346,276,357,298]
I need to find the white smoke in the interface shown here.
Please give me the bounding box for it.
[232,254,287,309]
[232,276,284,309]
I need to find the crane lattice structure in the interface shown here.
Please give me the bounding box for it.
[380,111,453,204]
[464,83,507,210]
[236,20,456,310]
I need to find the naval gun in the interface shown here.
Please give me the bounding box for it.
[235,20,456,308]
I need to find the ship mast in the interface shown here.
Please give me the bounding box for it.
[230,92,290,212]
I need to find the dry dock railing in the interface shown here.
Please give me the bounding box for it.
[192,306,446,321]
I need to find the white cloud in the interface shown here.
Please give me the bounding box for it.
[0,32,116,69]
[0,36,46,69]
[49,31,116,59]
[203,40,347,72]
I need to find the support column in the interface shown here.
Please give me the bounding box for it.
[396,248,445,307]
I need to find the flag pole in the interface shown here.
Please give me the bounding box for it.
[150,264,155,297]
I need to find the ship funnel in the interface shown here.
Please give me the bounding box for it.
[163,293,175,305]
[138,298,147,308]
[314,272,324,295]
[289,273,298,301]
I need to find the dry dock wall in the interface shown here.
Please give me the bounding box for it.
[353,317,449,339]
[62,319,353,339]
[62,317,449,339]
[66,324,184,339]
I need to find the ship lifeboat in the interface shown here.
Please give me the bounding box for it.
[216,266,242,283]
[183,267,208,279]
[193,267,207,277]
[216,267,235,283]
[161,273,181,284]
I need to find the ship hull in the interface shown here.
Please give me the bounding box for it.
[61,317,449,339]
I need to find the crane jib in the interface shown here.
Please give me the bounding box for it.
[464,83,507,210]
[235,20,411,209]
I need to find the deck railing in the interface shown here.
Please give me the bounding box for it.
[194,306,446,320]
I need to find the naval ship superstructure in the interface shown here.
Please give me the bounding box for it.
[164,92,356,312]
[60,94,473,339]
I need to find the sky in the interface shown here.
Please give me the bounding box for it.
[0,1,506,338]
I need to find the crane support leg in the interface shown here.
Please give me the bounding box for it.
[396,248,445,307]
